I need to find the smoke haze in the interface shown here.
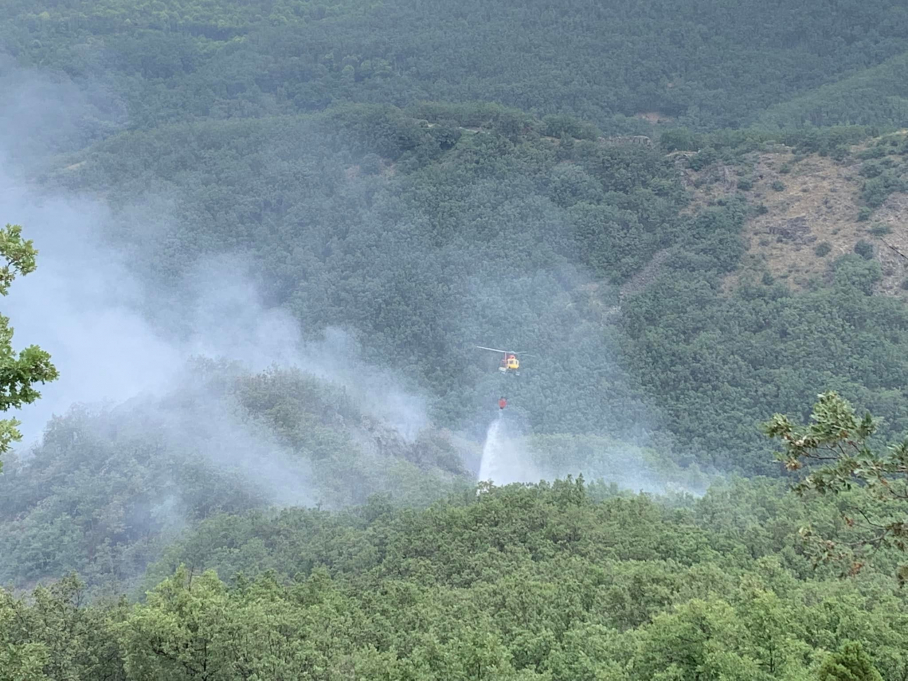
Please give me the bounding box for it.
[0,60,430,515]
[0,57,683,513]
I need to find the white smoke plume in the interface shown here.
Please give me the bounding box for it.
[2,181,428,460]
[0,60,429,508]
[477,411,710,496]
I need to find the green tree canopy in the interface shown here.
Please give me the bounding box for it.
[0,223,58,469]
[817,641,883,681]
[765,391,908,582]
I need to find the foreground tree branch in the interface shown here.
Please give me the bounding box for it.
[0,223,58,469]
[765,391,908,583]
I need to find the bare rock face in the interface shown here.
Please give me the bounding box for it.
[766,215,814,244]
[358,416,468,475]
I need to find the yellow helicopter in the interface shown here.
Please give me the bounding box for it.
[475,346,524,375]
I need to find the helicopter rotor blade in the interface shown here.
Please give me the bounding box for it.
[475,345,509,354]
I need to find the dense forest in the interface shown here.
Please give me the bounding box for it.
[5,0,908,133]
[5,478,908,680]
[3,0,908,678]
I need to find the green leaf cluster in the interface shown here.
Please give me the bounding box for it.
[0,224,58,468]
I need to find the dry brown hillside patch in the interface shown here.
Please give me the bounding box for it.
[866,192,908,295]
[726,152,867,291]
[678,145,908,296]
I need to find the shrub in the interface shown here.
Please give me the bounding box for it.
[688,147,719,171]
[854,240,874,259]
[660,128,696,152]
[868,223,892,237]
[830,146,849,161]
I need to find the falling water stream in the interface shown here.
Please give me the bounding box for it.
[478,412,539,485]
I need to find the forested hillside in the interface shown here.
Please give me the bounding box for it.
[3,0,908,677]
[0,362,474,593]
[4,0,908,134]
[47,109,908,472]
[4,479,908,680]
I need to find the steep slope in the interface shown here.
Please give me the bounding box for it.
[0,363,473,593]
[757,51,908,129]
[37,109,908,473]
[677,132,908,296]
